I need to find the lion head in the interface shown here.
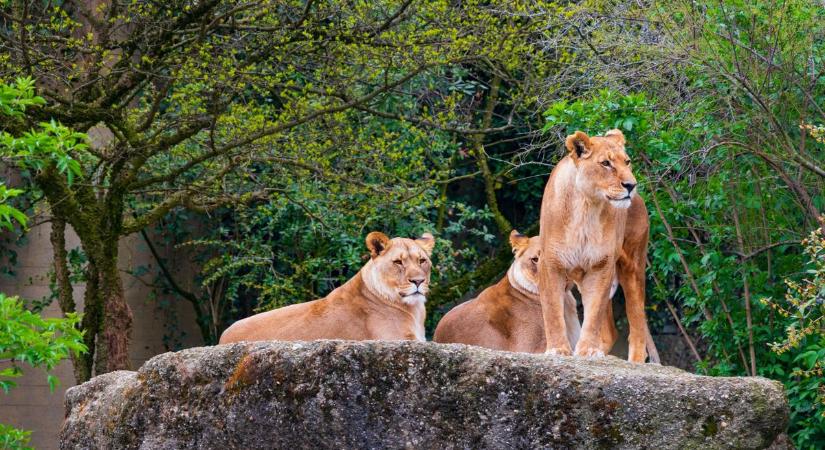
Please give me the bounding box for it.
[362,231,435,305]
[565,129,637,209]
[507,230,540,296]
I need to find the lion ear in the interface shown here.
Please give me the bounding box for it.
[605,129,625,145]
[366,231,391,259]
[509,229,529,254]
[415,232,435,257]
[565,131,592,160]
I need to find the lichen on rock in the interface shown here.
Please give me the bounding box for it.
[61,341,789,449]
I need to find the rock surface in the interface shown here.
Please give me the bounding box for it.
[61,341,788,449]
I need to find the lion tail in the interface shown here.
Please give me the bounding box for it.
[646,328,661,364]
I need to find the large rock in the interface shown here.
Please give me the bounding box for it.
[60,341,788,449]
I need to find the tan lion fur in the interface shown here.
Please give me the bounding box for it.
[219,232,435,344]
[538,129,659,363]
[433,231,586,352]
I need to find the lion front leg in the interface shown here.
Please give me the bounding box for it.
[538,262,572,356]
[574,268,615,357]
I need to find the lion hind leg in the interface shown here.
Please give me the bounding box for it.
[619,261,652,363]
[600,298,618,354]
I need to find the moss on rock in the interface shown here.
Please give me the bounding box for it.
[61,341,788,449]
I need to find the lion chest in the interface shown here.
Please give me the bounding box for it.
[364,301,426,342]
[542,162,627,273]
[553,236,612,271]
[551,210,618,272]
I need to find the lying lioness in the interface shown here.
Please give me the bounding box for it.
[538,129,658,362]
[433,230,587,352]
[219,232,435,344]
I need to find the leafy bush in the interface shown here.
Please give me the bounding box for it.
[0,294,85,394]
[0,78,87,449]
[154,111,498,343]
[0,281,86,449]
[0,423,31,450]
[763,223,825,447]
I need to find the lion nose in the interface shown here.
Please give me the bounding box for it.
[622,182,636,194]
[409,277,424,288]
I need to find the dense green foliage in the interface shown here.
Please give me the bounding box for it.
[0,0,560,377]
[0,294,85,393]
[0,423,31,450]
[0,80,87,450]
[0,293,83,449]
[764,226,825,446]
[152,116,498,342]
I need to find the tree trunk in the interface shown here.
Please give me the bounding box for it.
[469,75,511,237]
[36,164,134,377]
[83,235,133,375]
[50,218,93,383]
[99,186,133,372]
[99,253,132,372]
[86,262,107,377]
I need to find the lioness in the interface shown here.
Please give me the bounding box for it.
[538,129,658,363]
[433,230,586,352]
[219,232,435,344]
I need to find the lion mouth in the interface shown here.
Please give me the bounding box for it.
[607,194,632,203]
[400,292,426,305]
[401,290,426,298]
[401,283,427,294]
[607,195,632,209]
[607,195,631,201]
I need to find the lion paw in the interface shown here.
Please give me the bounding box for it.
[574,346,605,358]
[545,346,572,356]
[627,351,648,364]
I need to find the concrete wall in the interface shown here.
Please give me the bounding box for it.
[0,221,203,449]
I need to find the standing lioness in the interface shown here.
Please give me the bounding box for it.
[219,232,435,344]
[538,129,658,363]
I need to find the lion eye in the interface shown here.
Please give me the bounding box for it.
[419,258,427,265]
[600,160,611,167]
[625,160,631,165]
[530,256,539,264]
[393,259,402,266]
